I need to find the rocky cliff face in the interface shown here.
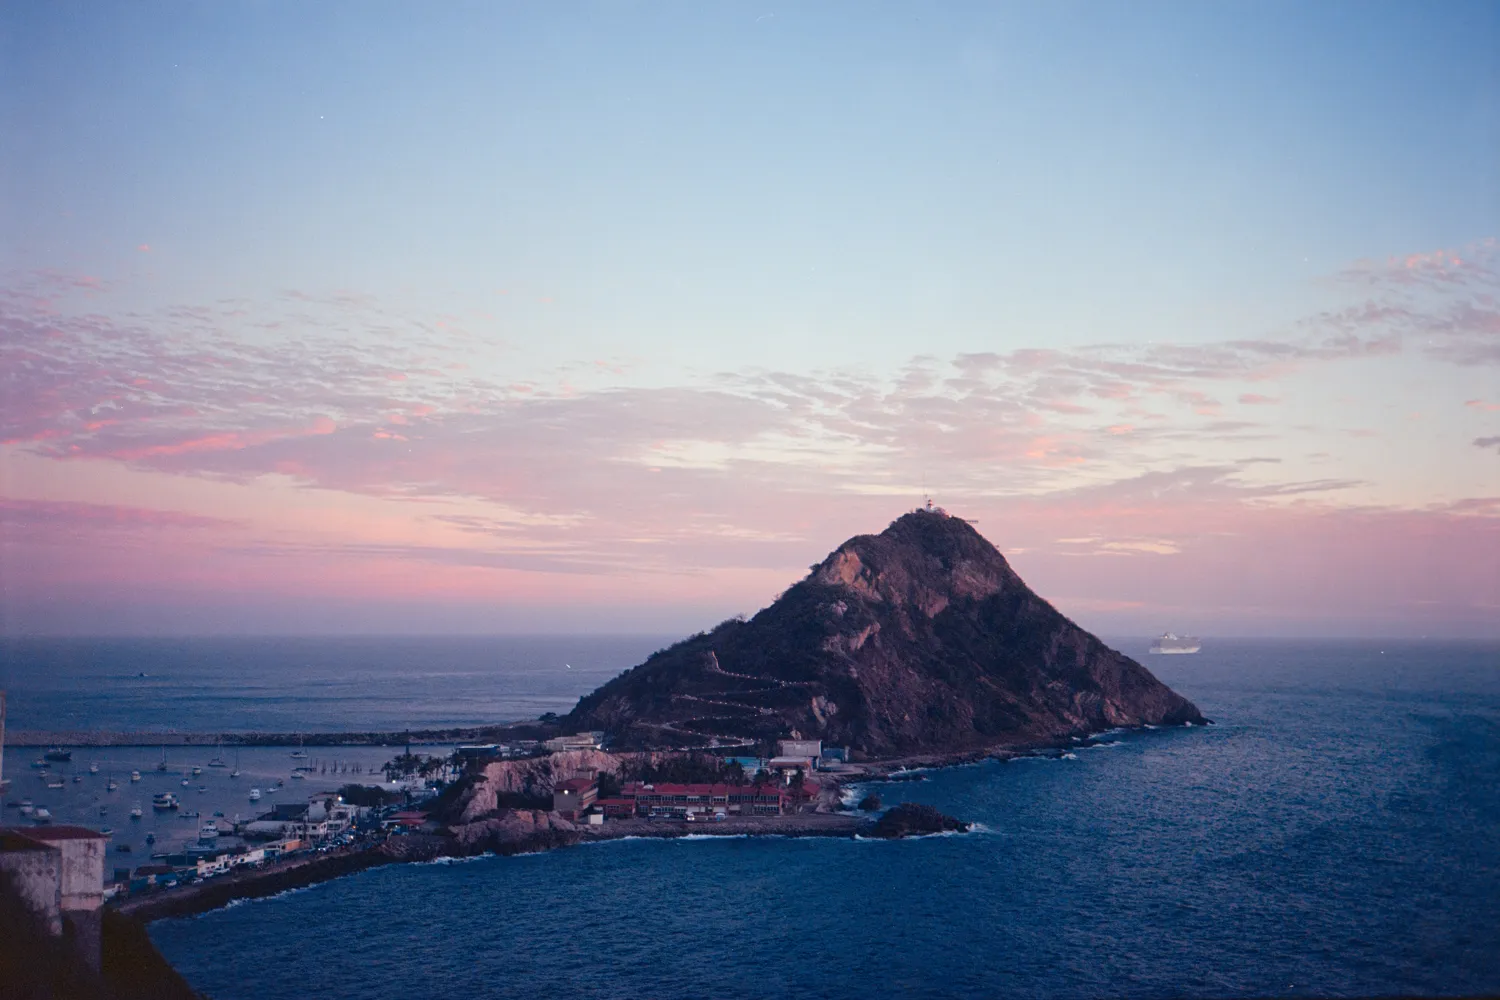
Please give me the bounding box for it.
[567,509,1205,756]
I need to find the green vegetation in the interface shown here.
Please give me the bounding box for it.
[336,783,403,808]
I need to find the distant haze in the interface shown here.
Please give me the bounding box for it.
[1,3,1496,638]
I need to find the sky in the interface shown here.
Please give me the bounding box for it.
[1,1,1497,637]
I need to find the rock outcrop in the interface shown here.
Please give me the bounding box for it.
[567,509,1205,756]
[867,803,970,839]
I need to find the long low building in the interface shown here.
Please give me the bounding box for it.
[618,782,802,819]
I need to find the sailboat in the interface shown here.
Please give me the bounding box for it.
[156,747,169,772]
[290,734,309,760]
[208,740,227,768]
[230,749,241,779]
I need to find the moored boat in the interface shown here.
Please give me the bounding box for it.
[129,770,142,783]
[32,808,52,822]
[249,787,262,801]
[130,805,143,819]
[43,747,72,762]
[152,792,179,811]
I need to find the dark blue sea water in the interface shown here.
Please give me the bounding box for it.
[142,639,1500,999]
[0,635,661,733]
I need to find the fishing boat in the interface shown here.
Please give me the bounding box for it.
[152,792,179,811]
[198,822,219,842]
[129,770,142,783]
[130,805,143,819]
[43,747,72,762]
[249,788,262,801]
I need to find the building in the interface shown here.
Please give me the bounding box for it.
[819,746,850,765]
[552,777,598,819]
[767,756,817,779]
[543,731,606,753]
[0,826,107,970]
[777,739,823,760]
[619,782,793,819]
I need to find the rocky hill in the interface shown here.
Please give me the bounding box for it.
[567,508,1205,757]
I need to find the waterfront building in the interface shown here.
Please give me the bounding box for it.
[619,782,793,818]
[0,825,107,969]
[552,777,599,819]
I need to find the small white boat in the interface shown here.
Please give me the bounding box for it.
[130,806,143,819]
[152,792,179,811]
[198,822,219,841]
[106,777,119,791]
[289,771,305,780]
[18,802,35,817]
[180,779,190,787]
[32,808,52,823]
[88,762,100,774]
[249,788,262,801]
[197,785,208,793]
[191,766,202,776]
[72,775,83,783]
[130,771,142,783]
[46,779,65,789]
[230,769,241,778]
[100,827,113,837]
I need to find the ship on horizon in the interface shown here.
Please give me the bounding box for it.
[1149,632,1201,654]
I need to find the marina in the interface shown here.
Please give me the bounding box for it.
[1,743,423,859]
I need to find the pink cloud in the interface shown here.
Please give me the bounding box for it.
[1238,393,1278,405]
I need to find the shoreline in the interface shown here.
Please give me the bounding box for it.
[100,723,1190,923]
[114,815,866,923]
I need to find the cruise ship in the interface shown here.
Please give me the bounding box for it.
[1149,632,1201,654]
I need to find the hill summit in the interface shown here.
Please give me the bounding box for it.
[568,508,1205,756]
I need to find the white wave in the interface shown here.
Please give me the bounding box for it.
[1183,721,1194,727]
[415,852,492,866]
[1082,740,1124,750]
[1060,752,1078,760]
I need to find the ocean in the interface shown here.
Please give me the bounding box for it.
[0,635,659,734]
[8,637,1500,998]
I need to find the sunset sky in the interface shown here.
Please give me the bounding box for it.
[2,2,1497,637]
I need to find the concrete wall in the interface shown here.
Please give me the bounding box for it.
[23,833,106,971]
[0,844,64,937]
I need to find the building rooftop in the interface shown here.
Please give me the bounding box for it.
[0,830,53,852]
[555,777,598,793]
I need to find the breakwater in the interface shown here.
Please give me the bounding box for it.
[7,722,552,749]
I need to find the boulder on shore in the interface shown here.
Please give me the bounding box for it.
[867,802,969,839]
